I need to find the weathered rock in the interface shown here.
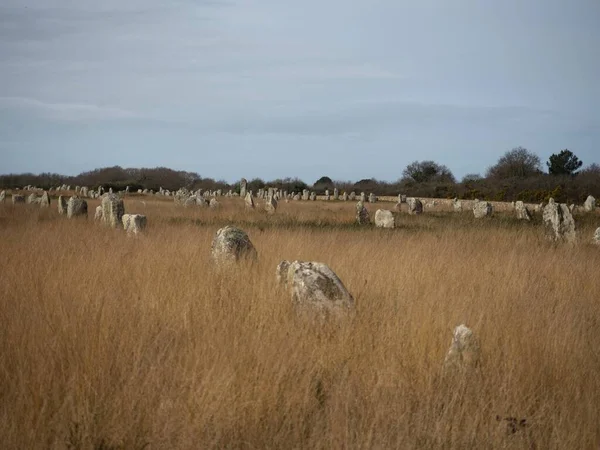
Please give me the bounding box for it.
[368,193,377,203]
[94,205,103,220]
[39,191,51,207]
[209,198,220,209]
[593,227,600,245]
[443,324,480,374]
[122,214,147,234]
[67,196,88,218]
[276,260,354,316]
[27,193,39,204]
[543,198,576,243]
[211,226,257,263]
[349,192,356,201]
[407,198,423,215]
[245,192,255,209]
[452,198,462,212]
[341,192,348,201]
[584,195,596,212]
[302,189,309,201]
[12,194,25,204]
[374,209,395,228]
[473,201,492,218]
[360,192,366,202]
[515,201,532,221]
[309,192,316,201]
[0,190,5,202]
[333,188,339,200]
[57,196,68,214]
[101,193,124,228]
[265,195,277,214]
[356,201,370,225]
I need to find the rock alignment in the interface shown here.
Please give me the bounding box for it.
[407,198,423,215]
[211,226,257,264]
[58,196,68,214]
[67,196,88,218]
[515,201,532,221]
[584,195,596,212]
[374,209,395,228]
[473,201,493,218]
[122,214,147,234]
[543,198,576,243]
[101,193,125,228]
[276,260,354,316]
[356,201,370,225]
[443,324,480,374]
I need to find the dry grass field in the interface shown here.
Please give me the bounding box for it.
[1,194,599,449]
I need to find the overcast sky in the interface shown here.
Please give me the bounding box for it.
[1,0,599,182]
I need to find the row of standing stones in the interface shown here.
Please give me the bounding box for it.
[0,190,147,235]
[358,195,598,245]
[210,224,479,375]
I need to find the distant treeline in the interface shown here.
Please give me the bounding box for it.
[1,149,599,204]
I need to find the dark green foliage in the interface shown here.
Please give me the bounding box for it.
[547,149,583,175]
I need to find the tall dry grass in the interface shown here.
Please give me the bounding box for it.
[0,197,599,449]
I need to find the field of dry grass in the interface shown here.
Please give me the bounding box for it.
[1,194,599,449]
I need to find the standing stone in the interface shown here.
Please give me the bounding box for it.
[245,192,255,209]
[399,194,407,203]
[265,195,277,214]
[94,205,103,221]
[360,192,366,202]
[26,193,39,204]
[292,194,300,201]
[593,227,600,245]
[333,188,339,200]
[195,197,209,207]
[349,192,356,201]
[368,193,377,203]
[12,194,25,204]
[122,214,147,234]
[453,198,462,212]
[309,192,316,201]
[67,196,88,218]
[302,189,309,201]
[0,191,5,202]
[374,209,395,228]
[543,198,576,243]
[341,192,348,201]
[276,260,354,316]
[356,201,370,225]
[101,193,125,228]
[584,195,596,212]
[211,226,257,263]
[325,190,330,201]
[57,196,68,214]
[443,324,480,374]
[209,198,220,209]
[515,201,532,221]
[407,198,423,215]
[473,201,493,218]
[81,187,89,197]
[40,191,51,208]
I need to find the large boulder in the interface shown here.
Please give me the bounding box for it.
[473,201,492,218]
[211,226,257,263]
[101,193,124,228]
[593,227,600,245]
[122,214,147,234]
[94,205,103,221]
[67,196,88,218]
[453,198,462,212]
[543,198,576,243]
[240,178,247,198]
[276,260,354,316]
[209,198,220,209]
[244,192,255,209]
[515,201,531,221]
[374,209,395,228]
[356,201,370,225]
[584,195,596,212]
[368,193,377,203]
[12,194,25,204]
[407,198,423,215]
[0,190,5,202]
[57,196,68,214]
[26,193,39,204]
[443,324,480,374]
